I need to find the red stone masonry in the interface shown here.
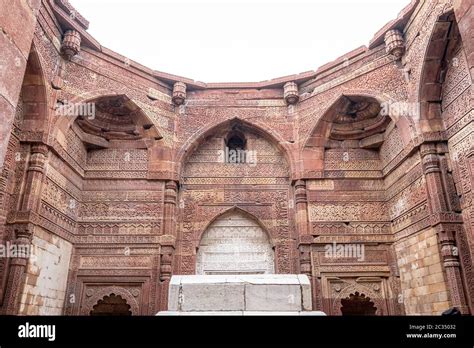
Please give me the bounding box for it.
[0,0,472,315]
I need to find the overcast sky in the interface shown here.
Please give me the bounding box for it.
[69,0,410,82]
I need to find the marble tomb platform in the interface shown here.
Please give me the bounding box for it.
[157,274,326,316]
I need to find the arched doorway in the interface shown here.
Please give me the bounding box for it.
[90,294,132,316]
[340,292,377,316]
[196,210,275,275]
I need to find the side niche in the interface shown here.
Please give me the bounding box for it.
[317,96,393,177]
[66,95,162,177]
[73,95,161,150]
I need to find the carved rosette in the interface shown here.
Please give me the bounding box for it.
[61,30,81,60]
[384,29,405,59]
[283,81,299,105]
[172,82,186,106]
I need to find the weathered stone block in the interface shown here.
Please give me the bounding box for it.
[166,274,313,313]
[245,284,302,311]
[180,281,245,311]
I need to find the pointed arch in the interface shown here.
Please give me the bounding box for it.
[52,92,162,142]
[417,10,461,132]
[197,205,275,245]
[302,91,413,150]
[300,92,414,177]
[52,93,162,155]
[176,117,296,180]
[20,43,51,137]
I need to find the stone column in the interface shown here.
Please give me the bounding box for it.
[387,247,405,315]
[421,143,449,212]
[159,181,178,311]
[420,143,469,313]
[159,243,174,311]
[1,143,48,313]
[1,225,33,314]
[295,180,312,279]
[0,0,41,169]
[294,180,309,237]
[294,180,316,309]
[162,181,178,239]
[437,227,469,313]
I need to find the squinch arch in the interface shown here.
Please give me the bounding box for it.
[52,93,162,142]
[302,91,414,150]
[301,93,413,177]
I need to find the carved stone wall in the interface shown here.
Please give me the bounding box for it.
[0,0,472,316]
[178,125,294,275]
[442,40,474,311]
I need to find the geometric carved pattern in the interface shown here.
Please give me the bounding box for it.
[0,0,472,318]
[309,202,389,222]
[180,123,292,276]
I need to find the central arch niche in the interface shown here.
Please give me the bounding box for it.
[196,210,275,275]
[179,118,293,275]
